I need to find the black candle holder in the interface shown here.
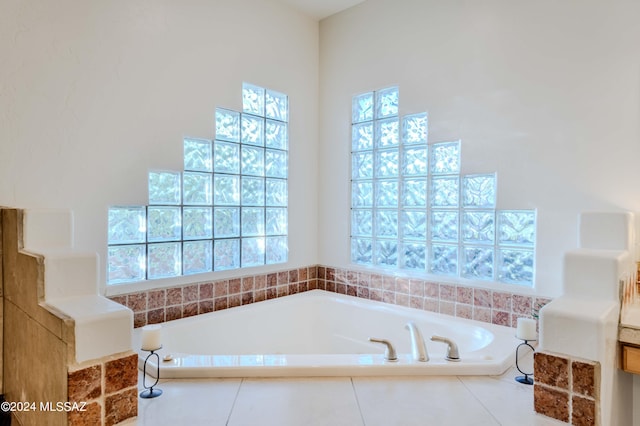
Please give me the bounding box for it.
[515,339,535,385]
[140,347,163,398]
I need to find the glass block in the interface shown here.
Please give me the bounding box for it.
[241,145,265,176]
[462,211,495,244]
[183,240,213,275]
[148,171,181,205]
[431,176,459,208]
[108,206,146,244]
[375,179,398,207]
[401,211,427,240]
[266,178,287,206]
[430,141,460,174]
[376,210,398,238]
[107,244,146,284]
[241,207,264,237]
[375,118,399,148]
[352,92,374,123]
[241,114,264,146]
[375,148,399,178]
[183,138,212,172]
[265,89,288,122]
[351,238,373,264]
[214,207,240,238]
[498,248,534,285]
[431,210,459,242]
[463,174,496,208]
[351,209,373,237]
[402,178,427,208]
[266,208,287,235]
[242,237,266,267]
[430,244,458,276]
[374,240,398,267]
[462,246,494,281]
[402,146,428,176]
[213,140,240,174]
[352,122,374,152]
[182,172,212,206]
[498,210,536,247]
[265,149,287,178]
[214,238,240,271]
[147,206,182,242]
[243,83,265,116]
[266,236,288,265]
[147,242,181,279]
[265,120,288,150]
[352,152,373,180]
[241,176,265,206]
[182,207,213,240]
[213,174,239,205]
[375,86,399,119]
[215,108,240,142]
[352,181,373,208]
[402,112,428,145]
[402,243,427,270]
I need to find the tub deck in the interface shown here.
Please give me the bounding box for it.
[135,290,520,378]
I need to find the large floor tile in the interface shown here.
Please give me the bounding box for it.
[228,377,363,426]
[460,376,566,426]
[353,376,499,426]
[137,378,242,426]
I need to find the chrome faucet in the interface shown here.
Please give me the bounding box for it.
[430,335,460,362]
[369,337,398,362]
[405,322,429,362]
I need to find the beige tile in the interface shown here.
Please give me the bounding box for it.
[138,379,241,426]
[353,376,498,426]
[228,378,363,426]
[460,376,567,425]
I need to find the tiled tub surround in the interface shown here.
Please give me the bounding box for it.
[109,265,552,329]
[534,352,600,425]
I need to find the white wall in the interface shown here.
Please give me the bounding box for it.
[0,0,319,293]
[319,0,640,297]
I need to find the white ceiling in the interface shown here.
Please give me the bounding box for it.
[274,0,365,20]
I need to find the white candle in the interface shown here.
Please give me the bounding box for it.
[516,318,537,341]
[141,324,162,351]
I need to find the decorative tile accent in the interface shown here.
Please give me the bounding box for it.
[68,401,102,426]
[572,395,597,426]
[534,352,569,389]
[534,351,600,425]
[572,361,599,398]
[533,385,569,423]
[105,354,137,394]
[68,352,138,426]
[68,365,101,402]
[105,388,137,426]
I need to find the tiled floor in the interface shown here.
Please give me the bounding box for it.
[125,351,567,426]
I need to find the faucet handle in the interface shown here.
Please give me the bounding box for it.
[430,335,460,361]
[369,337,398,362]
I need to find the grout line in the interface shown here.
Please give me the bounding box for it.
[456,376,502,425]
[349,378,367,426]
[225,378,245,426]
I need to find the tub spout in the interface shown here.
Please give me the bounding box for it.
[430,335,460,362]
[368,337,398,362]
[404,322,429,362]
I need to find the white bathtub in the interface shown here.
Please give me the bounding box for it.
[135,290,520,378]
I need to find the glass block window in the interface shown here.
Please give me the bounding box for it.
[350,87,536,286]
[107,83,288,284]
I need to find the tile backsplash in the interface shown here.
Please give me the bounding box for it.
[109,265,551,330]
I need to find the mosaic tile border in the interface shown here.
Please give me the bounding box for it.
[108,265,551,330]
